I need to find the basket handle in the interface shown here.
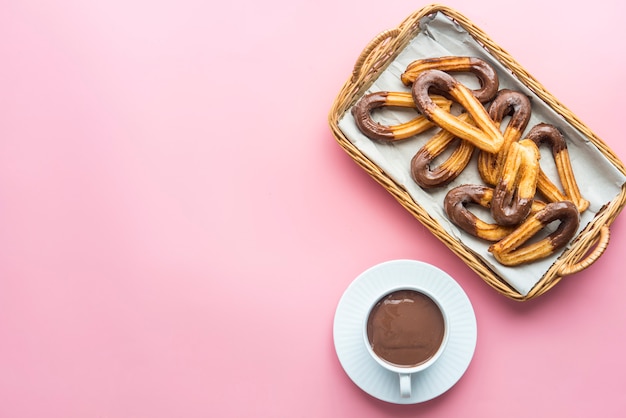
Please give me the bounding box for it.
[557,225,610,276]
[352,28,400,82]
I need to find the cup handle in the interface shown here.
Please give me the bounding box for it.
[399,373,412,398]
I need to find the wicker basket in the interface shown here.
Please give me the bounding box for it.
[328,3,626,301]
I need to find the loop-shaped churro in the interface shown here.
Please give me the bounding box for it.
[351,91,453,142]
[526,123,590,212]
[491,139,541,226]
[489,200,580,266]
[477,89,533,186]
[411,70,504,153]
[410,113,476,189]
[401,56,499,103]
[445,184,547,242]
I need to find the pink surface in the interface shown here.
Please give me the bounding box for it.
[1,1,625,416]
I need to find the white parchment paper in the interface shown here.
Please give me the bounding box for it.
[338,12,626,296]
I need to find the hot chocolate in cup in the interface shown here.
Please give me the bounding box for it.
[363,286,449,398]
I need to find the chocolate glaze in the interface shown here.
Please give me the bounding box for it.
[491,180,533,227]
[487,89,532,132]
[401,56,499,103]
[351,91,397,142]
[477,90,533,185]
[411,147,457,189]
[411,135,474,189]
[411,70,460,120]
[535,200,580,250]
[526,123,567,155]
[444,184,491,237]
[367,289,445,368]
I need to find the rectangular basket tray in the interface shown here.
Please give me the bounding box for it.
[328,4,626,301]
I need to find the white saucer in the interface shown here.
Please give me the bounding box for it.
[333,259,477,404]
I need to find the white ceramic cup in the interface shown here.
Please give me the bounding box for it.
[363,286,449,398]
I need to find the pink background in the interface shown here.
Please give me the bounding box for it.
[1,0,625,417]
